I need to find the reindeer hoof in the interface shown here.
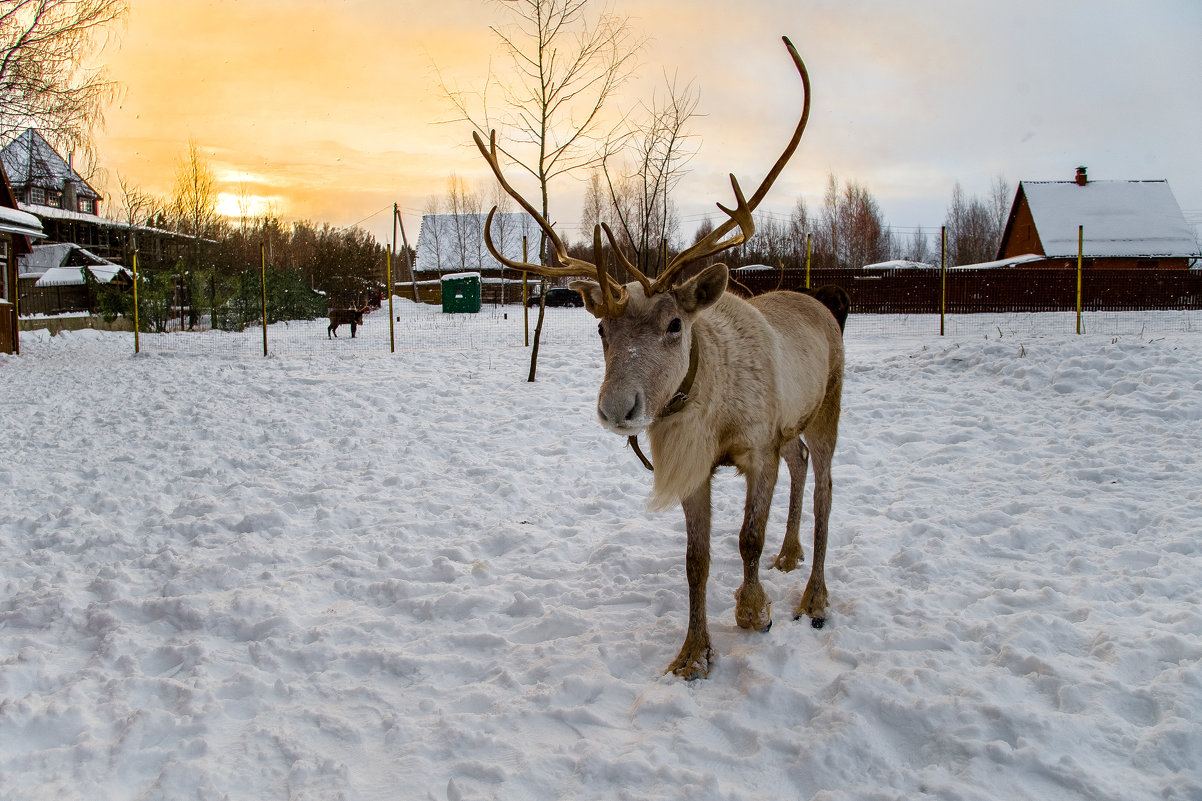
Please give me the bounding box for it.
[668,648,713,680]
[772,552,804,572]
[734,584,772,632]
[811,616,825,629]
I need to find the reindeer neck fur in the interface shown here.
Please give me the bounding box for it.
[644,290,786,510]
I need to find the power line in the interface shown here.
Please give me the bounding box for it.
[338,205,392,232]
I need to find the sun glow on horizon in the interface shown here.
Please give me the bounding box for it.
[215,192,279,222]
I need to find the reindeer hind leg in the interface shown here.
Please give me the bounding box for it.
[795,426,834,628]
[773,437,809,573]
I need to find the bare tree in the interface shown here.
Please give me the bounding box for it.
[601,72,699,278]
[446,173,483,272]
[421,194,446,275]
[116,171,161,230]
[487,178,519,302]
[439,0,641,380]
[990,175,1012,255]
[0,0,126,174]
[945,181,996,267]
[787,197,813,270]
[170,140,218,239]
[580,168,607,234]
[817,173,888,269]
[169,140,219,328]
[905,225,933,264]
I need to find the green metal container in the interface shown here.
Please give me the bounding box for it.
[441,272,482,313]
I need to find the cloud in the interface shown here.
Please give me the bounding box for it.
[91,0,1202,246]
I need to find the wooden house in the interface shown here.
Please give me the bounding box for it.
[17,243,131,317]
[0,129,129,262]
[997,167,1199,270]
[412,211,543,304]
[0,164,47,355]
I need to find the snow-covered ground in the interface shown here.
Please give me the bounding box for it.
[2,302,1200,800]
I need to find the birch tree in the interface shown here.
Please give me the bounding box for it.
[0,0,126,171]
[439,0,640,380]
[601,73,698,279]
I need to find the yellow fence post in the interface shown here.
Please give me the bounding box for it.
[386,246,395,353]
[132,249,140,354]
[805,232,812,290]
[1076,225,1084,335]
[261,242,268,357]
[940,225,947,336]
[522,236,529,347]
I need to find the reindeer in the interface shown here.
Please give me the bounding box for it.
[328,305,368,339]
[476,37,843,680]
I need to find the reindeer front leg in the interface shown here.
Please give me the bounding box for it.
[668,480,713,680]
[734,459,778,632]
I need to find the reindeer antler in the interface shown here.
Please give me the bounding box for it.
[474,130,647,317]
[650,36,811,292]
[473,36,810,313]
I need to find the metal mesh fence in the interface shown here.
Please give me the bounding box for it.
[133,299,599,356]
[23,263,1202,357]
[123,296,1202,358]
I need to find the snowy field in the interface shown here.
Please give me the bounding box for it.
[2,303,1200,800]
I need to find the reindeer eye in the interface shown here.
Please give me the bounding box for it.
[667,318,682,334]
[597,322,606,339]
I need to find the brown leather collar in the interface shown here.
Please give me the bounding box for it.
[627,332,699,472]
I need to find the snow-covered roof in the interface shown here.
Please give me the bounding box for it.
[18,243,75,277]
[862,259,939,271]
[0,128,100,199]
[415,212,542,274]
[949,253,1044,270]
[1021,180,1199,258]
[17,201,109,225]
[0,204,45,239]
[35,261,129,287]
[27,244,127,286]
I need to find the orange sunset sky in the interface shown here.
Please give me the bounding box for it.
[88,0,1202,248]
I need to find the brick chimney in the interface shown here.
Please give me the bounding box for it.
[1075,166,1088,186]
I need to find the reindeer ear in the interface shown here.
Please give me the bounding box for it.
[673,263,728,313]
[569,279,608,318]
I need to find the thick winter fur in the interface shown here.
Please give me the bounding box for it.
[328,306,367,339]
[572,264,844,679]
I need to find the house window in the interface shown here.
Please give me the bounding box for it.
[78,197,95,215]
[47,191,62,208]
[30,187,45,205]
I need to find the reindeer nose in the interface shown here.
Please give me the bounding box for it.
[597,389,645,433]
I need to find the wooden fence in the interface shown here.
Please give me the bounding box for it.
[728,267,1202,314]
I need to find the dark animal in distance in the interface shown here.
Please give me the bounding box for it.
[328,306,368,339]
[802,285,850,333]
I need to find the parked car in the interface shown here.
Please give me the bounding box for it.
[527,287,584,307]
